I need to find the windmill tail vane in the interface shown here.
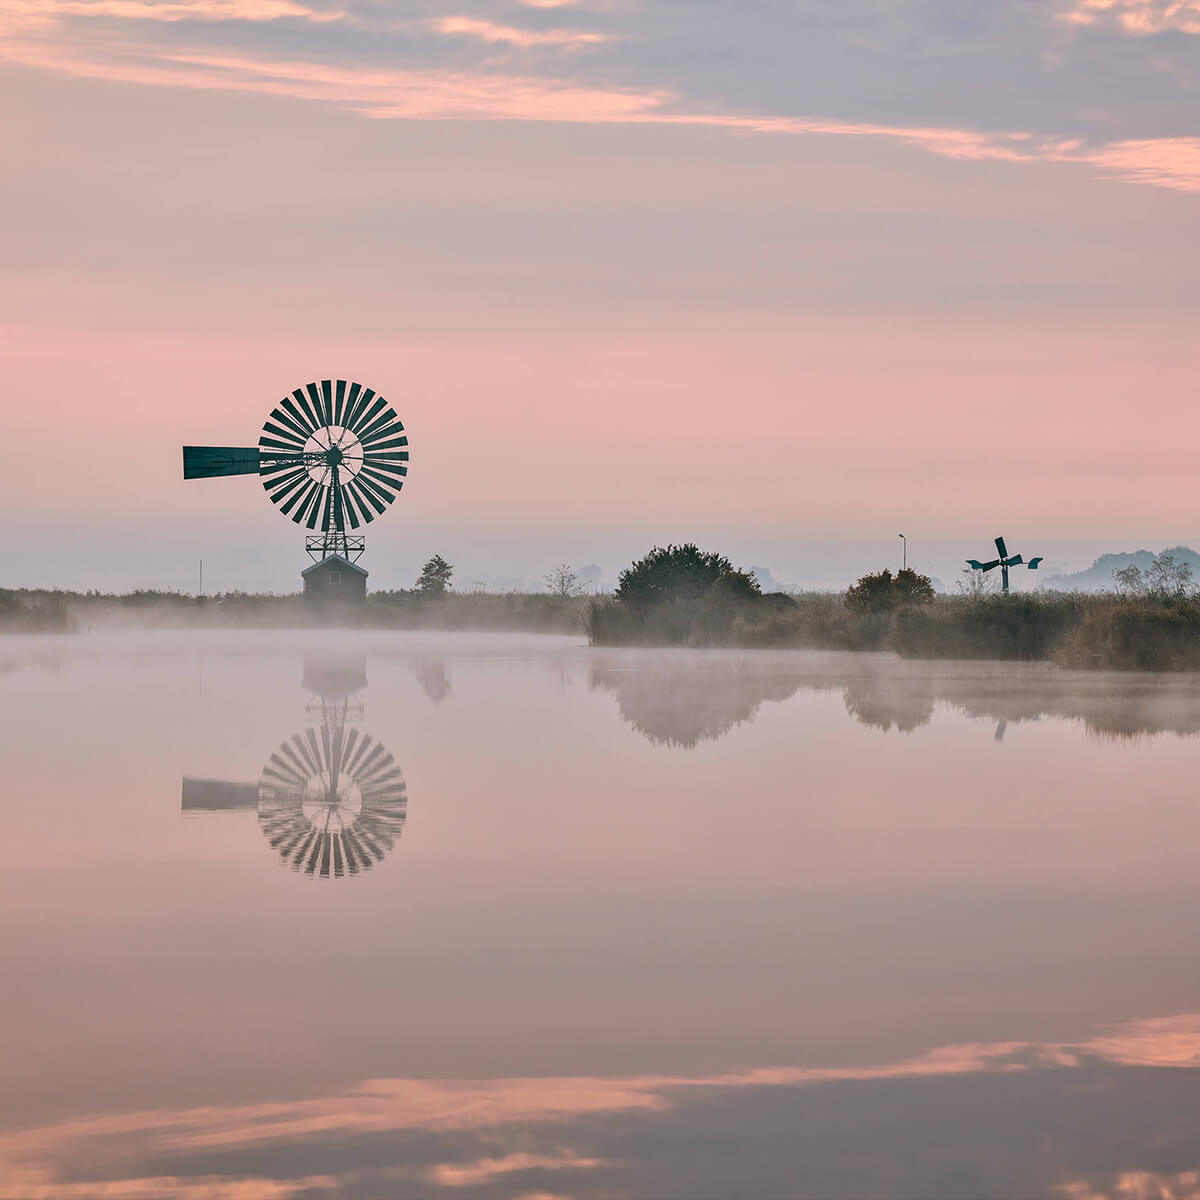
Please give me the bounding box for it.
[966,536,1043,594]
[182,379,408,565]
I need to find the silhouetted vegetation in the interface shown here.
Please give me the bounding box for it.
[845,568,936,614]
[414,554,454,596]
[0,590,74,633]
[587,549,1200,670]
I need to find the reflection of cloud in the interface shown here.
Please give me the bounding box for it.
[1060,0,1200,35]
[6,1014,1200,1198]
[1061,1171,1200,1200]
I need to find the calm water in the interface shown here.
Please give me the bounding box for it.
[3,630,1200,1199]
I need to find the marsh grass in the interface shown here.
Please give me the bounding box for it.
[589,589,1200,671]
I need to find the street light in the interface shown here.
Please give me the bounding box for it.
[898,533,906,572]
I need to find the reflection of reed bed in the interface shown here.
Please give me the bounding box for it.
[590,592,1200,672]
[589,649,1200,745]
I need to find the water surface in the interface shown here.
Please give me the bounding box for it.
[3,631,1200,1199]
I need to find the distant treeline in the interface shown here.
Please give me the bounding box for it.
[0,587,587,635]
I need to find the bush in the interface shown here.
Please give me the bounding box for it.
[845,568,935,614]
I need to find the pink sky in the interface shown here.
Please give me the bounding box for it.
[2,0,1198,590]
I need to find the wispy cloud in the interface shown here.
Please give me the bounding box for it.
[431,15,608,48]
[1059,0,1200,35]
[0,0,340,25]
[2,11,1198,193]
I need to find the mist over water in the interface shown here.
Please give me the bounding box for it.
[3,630,1200,1198]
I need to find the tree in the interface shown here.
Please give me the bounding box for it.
[957,565,998,599]
[1112,564,1146,597]
[1145,553,1194,599]
[614,544,760,606]
[545,563,584,599]
[415,554,453,596]
[893,567,936,606]
[846,567,936,613]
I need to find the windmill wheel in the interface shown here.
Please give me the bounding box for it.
[257,726,408,879]
[258,380,409,531]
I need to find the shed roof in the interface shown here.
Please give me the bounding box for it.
[301,554,369,578]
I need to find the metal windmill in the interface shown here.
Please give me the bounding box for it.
[183,379,408,566]
[966,536,1044,595]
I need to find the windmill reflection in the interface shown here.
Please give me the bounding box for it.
[182,656,406,879]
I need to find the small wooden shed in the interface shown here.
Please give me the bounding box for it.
[302,554,368,603]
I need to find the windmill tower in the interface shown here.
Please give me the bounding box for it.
[182,379,408,592]
[967,536,1043,594]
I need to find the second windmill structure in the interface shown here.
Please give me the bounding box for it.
[967,536,1043,594]
[183,379,409,596]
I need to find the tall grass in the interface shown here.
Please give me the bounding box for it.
[588,589,1200,671]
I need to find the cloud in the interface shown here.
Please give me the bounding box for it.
[431,15,609,48]
[2,14,1198,192]
[0,0,340,25]
[1059,0,1200,35]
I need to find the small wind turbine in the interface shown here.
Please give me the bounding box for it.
[966,536,1043,595]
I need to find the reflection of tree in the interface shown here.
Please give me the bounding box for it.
[843,674,935,733]
[415,659,451,704]
[591,653,802,748]
[592,650,1200,747]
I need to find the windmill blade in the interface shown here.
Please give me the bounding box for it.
[306,382,329,429]
[1028,557,1044,570]
[340,383,370,433]
[1007,554,1024,567]
[361,433,409,452]
[293,386,324,435]
[356,467,398,502]
[352,474,391,514]
[341,484,363,530]
[345,476,382,518]
[995,536,1008,559]
[264,475,310,509]
[280,478,319,519]
[320,380,335,427]
[356,408,400,445]
[261,419,306,447]
[268,404,312,443]
[333,379,347,427]
[259,435,308,455]
[281,394,319,437]
[304,483,328,529]
[967,558,1001,571]
[349,396,387,438]
[183,446,261,479]
[361,463,407,490]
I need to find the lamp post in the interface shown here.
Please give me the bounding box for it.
[898,534,906,572]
